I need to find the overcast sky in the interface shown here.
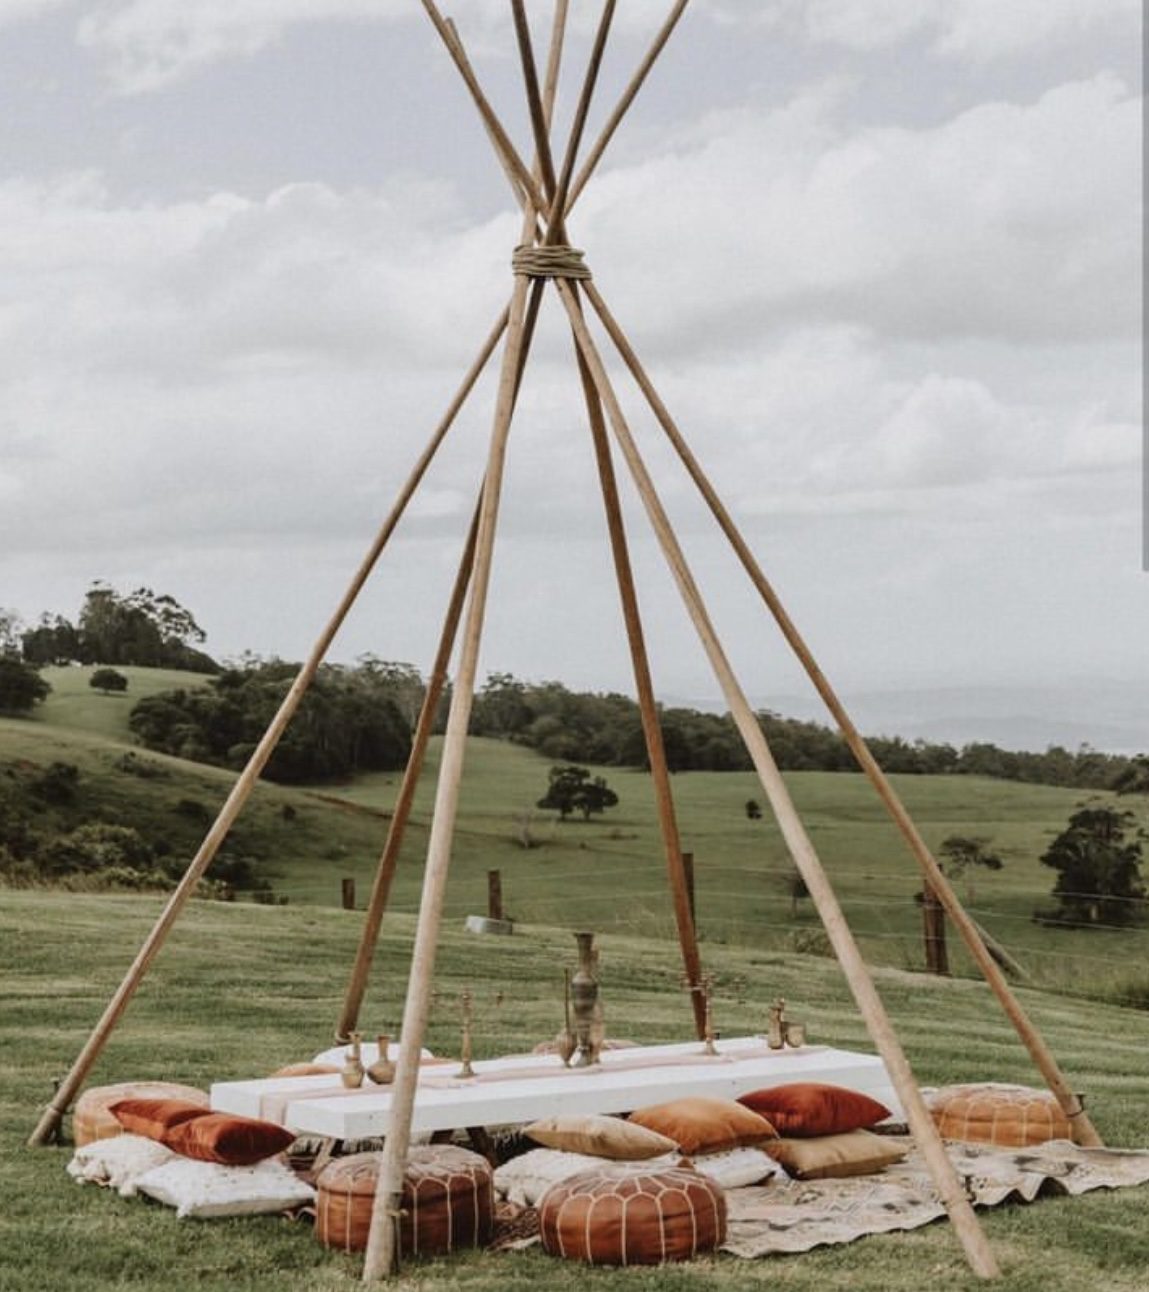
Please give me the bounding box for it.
[1,0,1142,714]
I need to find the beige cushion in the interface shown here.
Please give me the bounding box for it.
[73,1082,209,1147]
[526,1114,678,1160]
[628,1097,776,1156]
[926,1083,1073,1147]
[765,1130,907,1180]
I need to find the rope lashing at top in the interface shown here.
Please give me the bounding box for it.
[511,244,592,280]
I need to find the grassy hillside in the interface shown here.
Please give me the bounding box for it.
[2,890,1148,1291]
[6,666,1148,1003]
[32,664,214,743]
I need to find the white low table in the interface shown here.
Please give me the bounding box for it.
[211,1037,902,1140]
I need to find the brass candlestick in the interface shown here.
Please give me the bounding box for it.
[456,990,475,1079]
[555,968,577,1066]
[681,974,719,1056]
[570,932,599,1067]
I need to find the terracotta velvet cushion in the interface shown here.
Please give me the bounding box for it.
[72,1082,209,1147]
[525,1114,679,1161]
[627,1097,776,1156]
[539,1164,726,1265]
[316,1146,494,1256]
[765,1130,907,1180]
[109,1098,211,1141]
[162,1113,295,1166]
[737,1083,891,1138]
[927,1083,1073,1147]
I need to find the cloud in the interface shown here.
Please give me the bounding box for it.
[723,0,1139,60]
[582,74,1139,349]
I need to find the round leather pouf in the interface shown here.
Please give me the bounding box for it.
[539,1165,726,1266]
[316,1145,494,1256]
[928,1083,1073,1147]
[72,1081,209,1147]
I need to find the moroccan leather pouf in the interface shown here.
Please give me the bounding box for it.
[73,1081,209,1147]
[928,1083,1073,1147]
[538,1165,726,1266]
[316,1145,494,1256]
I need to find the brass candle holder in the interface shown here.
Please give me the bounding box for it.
[680,973,720,1056]
[456,990,475,1079]
[555,968,577,1066]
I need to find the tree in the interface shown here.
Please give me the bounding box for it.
[1037,806,1146,928]
[0,658,51,714]
[745,799,762,820]
[77,582,216,671]
[90,667,129,695]
[536,764,619,821]
[21,613,80,666]
[938,834,1004,902]
[1112,755,1149,797]
[0,608,23,658]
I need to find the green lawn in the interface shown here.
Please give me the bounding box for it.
[32,664,214,743]
[2,890,1148,1291]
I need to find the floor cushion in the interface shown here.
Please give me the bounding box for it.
[627,1097,776,1156]
[539,1164,726,1265]
[525,1114,679,1160]
[494,1148,679,1207]
[737,1082,891,1137]
[163,1112,295,1165]
[316,1145,494,1256]
[134,1155,315,1219]
[927,1083,1073,1146]
[73,1082,209,1147]
[765,1130,908,1180]
[67,1133,178,1197]
[109,1097,211,1141]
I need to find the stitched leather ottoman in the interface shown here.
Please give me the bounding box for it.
[73,1081,209,1147]
[316,1145,494,1256]
[538,1164,726,1265]
[928,1083,1073,1146]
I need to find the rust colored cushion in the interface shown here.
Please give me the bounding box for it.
[765,1130,907,1180]
[163,1113,295,1166]
[525,1115,679,1161]
[109,1098,211,1141]
[627,1097,776,1156]
[927,1083,1073,1147]
[316,1146,494,1256]
[72,1082,209,1147]
[539,1164,726,1265]
[737,1083,891,1138]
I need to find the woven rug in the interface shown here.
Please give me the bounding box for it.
[492,1139,1149,1258]
[722,1138,1149,1258]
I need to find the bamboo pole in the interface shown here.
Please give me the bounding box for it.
[565,0,691,218]
[575,335,706,1036]
[553,275,1001,1279]
[420,0,547,221]
[583,280,1101,1147]
[361,6,569,1282]
[26,307,509,1150]
[334,499,481,1042]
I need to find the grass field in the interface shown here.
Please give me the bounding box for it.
[31,664,215,743]
[2,890,1148,1292]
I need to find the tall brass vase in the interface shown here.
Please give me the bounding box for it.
[570,931,599,1067]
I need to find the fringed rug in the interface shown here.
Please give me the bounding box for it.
[722,1138,1149,1258]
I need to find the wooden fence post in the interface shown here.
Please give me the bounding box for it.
[342,878,356,911]
[487,870,503,922]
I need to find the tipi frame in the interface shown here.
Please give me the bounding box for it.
[30,3,1101,1284]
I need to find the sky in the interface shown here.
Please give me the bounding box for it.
[1,0,1143,725]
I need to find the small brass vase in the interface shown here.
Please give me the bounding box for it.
[340,1032,365,1088]
[367,1033,396,1085]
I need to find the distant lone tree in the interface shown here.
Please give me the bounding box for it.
[90,667,129,695]
[745,798,762,820]
[537,764,619,822]
[938,834,1004,901]
[0,658,51,715]
[1036,806,1146,928]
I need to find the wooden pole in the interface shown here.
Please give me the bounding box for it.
[341,878,356,912]
[682,851,695,926]
[564,0,691,218]
[361,6,568,1282]
[334,500,481,1042]
[553,275,1001,1280]
[576,339,706,1036]
[487,870,503,922]
[26,308,508,1150]
[583,280,1101,1147]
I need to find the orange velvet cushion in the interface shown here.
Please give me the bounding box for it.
[162,1113,295,1165]
[109,1098,211,1141]
[737,1083,891,1138]
[539,1165,726,1265]
[627,1097,776,1156]
[525,1114,679,1161]
[927,1083,1073,1147]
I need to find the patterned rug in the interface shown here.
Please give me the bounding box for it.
[491,1139,1149,1258]
[722,1138,1149,1258]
